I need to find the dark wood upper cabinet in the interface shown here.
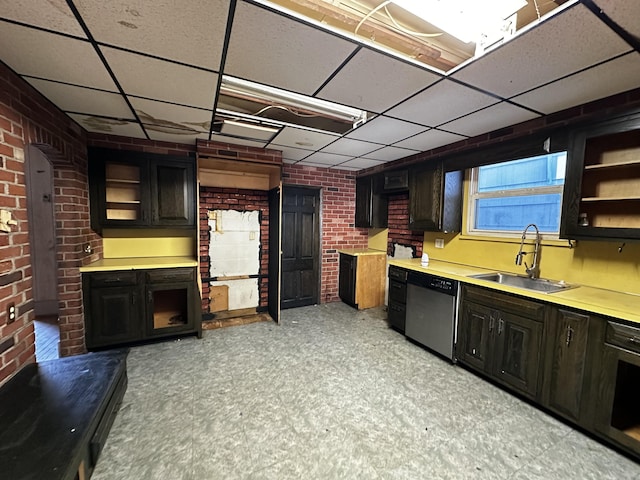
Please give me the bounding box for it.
[408,162,462,232]
[561,111,640,241]
[89,147,196,232]
[355,175,388,228]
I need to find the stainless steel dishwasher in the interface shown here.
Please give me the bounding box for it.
[405,270,459,361]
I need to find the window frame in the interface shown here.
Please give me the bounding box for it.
[466,153,567,239]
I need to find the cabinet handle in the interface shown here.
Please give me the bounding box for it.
[629,336,640,344]
[103,278,121,284]
[489,316,494,333]
[497,318,504,335]
[566,326,574,347]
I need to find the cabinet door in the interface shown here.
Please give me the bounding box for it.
[146,280,195,337]
[150,159,195,226]
[493,311,543,398]
[338,254,357,307]
[355,175,387,228]
[544,309,589,422]
[409,164,442,230]
[457,301,493,372]
[87,286,142,349]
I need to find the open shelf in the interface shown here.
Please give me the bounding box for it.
[152,288,188,330]
[610,359,640,445]
[577,128,640,230]
[105,162,142,221]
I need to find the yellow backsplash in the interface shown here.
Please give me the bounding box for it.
[102,229,196,258]
[423,232,640,295]
[368,228,389,252]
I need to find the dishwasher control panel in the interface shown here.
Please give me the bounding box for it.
[407,270,458,296]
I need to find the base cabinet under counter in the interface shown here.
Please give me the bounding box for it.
[83,267,201,350]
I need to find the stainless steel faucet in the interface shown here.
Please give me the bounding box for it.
[516,223,541,279]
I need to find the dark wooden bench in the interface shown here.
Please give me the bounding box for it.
[0,349,128,479]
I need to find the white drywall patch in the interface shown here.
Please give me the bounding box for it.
[209,210,260,277]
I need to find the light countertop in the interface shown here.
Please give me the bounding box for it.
[79,256,198,272]
[389,258,640,325]
[338,248,387,256]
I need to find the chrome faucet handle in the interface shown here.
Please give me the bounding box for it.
[515,252,523,265]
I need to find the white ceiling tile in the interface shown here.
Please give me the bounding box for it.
[74,0,229,70]
[451,4,631,98]
[316,48,442,113]
[68,114,146,138]
[224,2,357,95]
[393,129,467,151]
[595,0,640,38]
[512,53,640,115]
[339,158,386,169]
[386,79,498,127]
[130,98,212,134]
[0,0,85,37]
[210,133,268,148]
[270,127,339,150]
[347,116,427,145]
[270,144,313,162]
[440,103,540,138]
[362,146,418,162]
[145,130,208,145]
[102,47,218,108]
[0,23,115,90]
[25,78,132,118]
[322,137,382,157]
[298,151,351,166]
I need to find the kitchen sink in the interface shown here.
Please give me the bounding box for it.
[469,272,578,294]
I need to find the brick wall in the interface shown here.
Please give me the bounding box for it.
[387,192,423,258]
[0,60,98,384]
[283,164,368,303]
[199,187,270,313]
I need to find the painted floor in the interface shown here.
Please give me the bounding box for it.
[92,302,640,479]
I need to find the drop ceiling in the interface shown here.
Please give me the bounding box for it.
[0,0,639,171]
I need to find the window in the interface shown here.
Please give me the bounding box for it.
[468,152,567,236]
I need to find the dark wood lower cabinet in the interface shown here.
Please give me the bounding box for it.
[457,286,544,399]
[542,309,590,423]
[83,267,200,350]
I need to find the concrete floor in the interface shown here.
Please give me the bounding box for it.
[92,303,640,479]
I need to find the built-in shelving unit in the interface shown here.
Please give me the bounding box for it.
[579,130,640,229]
[561,112,640,240]
[105,163,142,221]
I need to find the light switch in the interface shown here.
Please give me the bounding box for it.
[0,209,18,233]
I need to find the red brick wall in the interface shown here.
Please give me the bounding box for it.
[199,187,270,313]
[283,164,368,303]
[0,60,98,384]
[387,192,423,258]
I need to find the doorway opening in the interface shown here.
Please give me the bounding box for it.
[25,145,60,360]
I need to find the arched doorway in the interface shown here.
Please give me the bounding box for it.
[25,144,60,360]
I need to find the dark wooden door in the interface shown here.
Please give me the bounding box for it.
[544,309,589,421]
[493,311,543,398]
[268,185,282,323]
[150,159,195,226]
[280,186,320,309]
[25,145,59,316]
[457,301,493,372]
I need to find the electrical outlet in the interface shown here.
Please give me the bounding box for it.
[7,303,16,324]
[435,238,445,249]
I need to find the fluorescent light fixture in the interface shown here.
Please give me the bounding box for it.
[220,76,368,127]
[392,0,527,43]
[220,119,279,141]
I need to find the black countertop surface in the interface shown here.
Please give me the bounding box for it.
[0,349,127,480]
